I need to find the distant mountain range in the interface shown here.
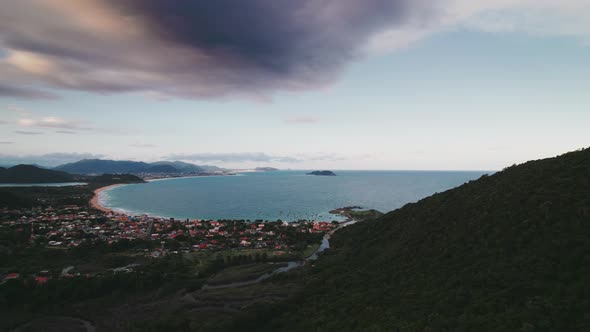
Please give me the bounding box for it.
[53,159,224,175]
[0,158,281,177]
[0,165,75,183]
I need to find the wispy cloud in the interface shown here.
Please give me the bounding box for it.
[130,143,157,148]
[0,141,14,144]
[0,152,105,167]
[17,117,92,130]
[284,116,320,125]
[304,153,351,162]
[4,105,32,115]
[164,152,301,163]
[14,130,42,135]
[14,115,118,134]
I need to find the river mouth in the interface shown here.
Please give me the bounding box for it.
[201,219,358,290]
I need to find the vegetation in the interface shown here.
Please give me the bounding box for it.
[245,147,590,331]
[0,173,143,208]
[330,206,384,221]
[2,148,589,331]
[0,165,75,183]
[84,173,144,188]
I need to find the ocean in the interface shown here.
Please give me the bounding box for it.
[99,170,487,221]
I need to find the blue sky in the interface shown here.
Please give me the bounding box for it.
[1,1,589,170]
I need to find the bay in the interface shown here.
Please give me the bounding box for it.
[100,171,486,221]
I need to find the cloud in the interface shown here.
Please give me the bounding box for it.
[0,1,589,100]
[14,116,116,133]
[0,83,58,100]
[284,116,320,124]
[304,153,351,162]
[17,116,92,130]
[0,141,14,144]
[3,105,32,115]
[164,152,301,163]
[14,130,42,135]
[0,152,105,167]
[130,143,157,148]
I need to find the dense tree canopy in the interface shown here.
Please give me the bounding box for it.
[247,148,590,331]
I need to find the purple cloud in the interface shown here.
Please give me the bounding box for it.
[0,0,418,100]
[1,1,588,100]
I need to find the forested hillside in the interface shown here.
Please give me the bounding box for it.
[250,148,590,331]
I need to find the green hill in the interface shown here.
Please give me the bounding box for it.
[0,165,75,183]
[249,148,590,331]
[85,173,145,186]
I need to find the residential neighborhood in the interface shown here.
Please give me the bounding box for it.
[0,204,337,284]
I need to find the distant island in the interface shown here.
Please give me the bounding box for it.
[255,167,279,172]
[307,170,336,176]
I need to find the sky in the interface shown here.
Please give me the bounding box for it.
[0,0,589,170]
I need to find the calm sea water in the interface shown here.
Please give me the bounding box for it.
[100,171,487,221]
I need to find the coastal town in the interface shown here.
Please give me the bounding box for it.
[0,197,337,284]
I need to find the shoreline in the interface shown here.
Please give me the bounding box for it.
[90,184,125,213]
[145,172,237,183]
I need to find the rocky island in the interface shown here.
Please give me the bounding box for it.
[307,170,336,176]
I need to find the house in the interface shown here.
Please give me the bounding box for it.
[35,276,49,285]
[4,273,20,281]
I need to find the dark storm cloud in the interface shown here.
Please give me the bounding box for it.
[1,1,588,100]
[107,0,409,74]
[0,0,425,100]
